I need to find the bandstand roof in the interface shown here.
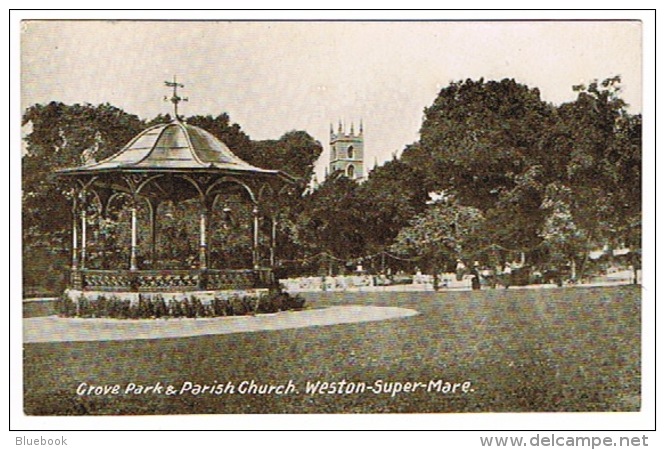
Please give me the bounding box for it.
[56,119,293,182]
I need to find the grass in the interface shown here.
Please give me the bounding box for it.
[23,285,641,415]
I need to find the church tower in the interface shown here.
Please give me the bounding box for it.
[329,120,364,180]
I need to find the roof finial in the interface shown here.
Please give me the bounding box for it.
[350,122,354,135]
[359,119,363,135]
[164,75,188,120]
[338,120,342,134]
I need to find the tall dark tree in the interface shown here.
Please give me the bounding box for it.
[22,102,145,294]
[556,76,641,246]
[411,78,554,256]
[289,173,365,263]
[251,131,323,266]
[22,102,145,236]
[416,78,552,211]
[251,130,323,193]
[540,77,642,277]
[183,115,323,191]
[356,156,429,253]
[391,196,486,273]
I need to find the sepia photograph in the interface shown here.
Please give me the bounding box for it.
[16,16,648,430]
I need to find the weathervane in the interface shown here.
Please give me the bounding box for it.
[164,75,188,120]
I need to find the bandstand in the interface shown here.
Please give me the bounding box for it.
[56,84,294,301]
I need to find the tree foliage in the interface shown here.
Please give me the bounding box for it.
[185,113,255,164]
[290,173,365,261]
[414,78,552,209]
[356,157,429,253]
[403,76,641,271]
[391,197,485,270]
[555,77,641,249]
[22,102,145,236]
[252,130,323,194]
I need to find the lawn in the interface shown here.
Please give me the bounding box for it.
[23,285,641,415]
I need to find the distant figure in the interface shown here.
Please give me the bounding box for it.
[455,259,466,281]
[532,268,543,285]
[471,261,481,290]
[502,262,513,289]
[414,267,423,284]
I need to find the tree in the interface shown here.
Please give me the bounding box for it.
[408,78,555,258]
[22,102,146,294]
[183,121,324,266]
[22,102,145,236]
[356,156,429,253]
[289,173,365,273]
[492,75,646,279]
[538,183,589,279]
[251,130,323,194]
[406,76,641,275]
[245,131,324,269]
[391,197,485,273]
[547,77,642,278]
[415,78,552,211]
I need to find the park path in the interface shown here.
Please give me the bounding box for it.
[23,305,418,343]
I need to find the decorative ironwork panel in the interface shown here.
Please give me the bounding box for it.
[82,270,132,291]
[70,270,83,290]
[206,270,255,290]
[136,273,200,291]
[77,269,271,292]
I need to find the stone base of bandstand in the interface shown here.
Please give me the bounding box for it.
[65,288,270,305]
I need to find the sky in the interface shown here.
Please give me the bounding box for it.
[21,20,642,179]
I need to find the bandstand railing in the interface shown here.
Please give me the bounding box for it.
[70,268,274,292]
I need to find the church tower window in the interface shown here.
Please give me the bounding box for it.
[347,145,354,159]
[347,164,355,178]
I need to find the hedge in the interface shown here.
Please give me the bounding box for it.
[59,291,306,319]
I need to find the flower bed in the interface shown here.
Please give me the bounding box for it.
[58,291,306,319]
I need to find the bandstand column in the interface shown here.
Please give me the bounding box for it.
[71,198,79,270]
[80,195,87,269]
[270,216,277,268]
[149,199,159,267]
[252,206,260,269]
[199,204,208,270]
[130,201,138,271]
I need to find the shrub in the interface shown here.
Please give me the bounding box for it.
[211,297,226,316]
[168,299,183,318]
[153,295,168,318]
[181,297,195,318]
[258,292,285,313]
[58,293,77,317]
[189,296,204,317]
[58,290,306,319]
[229,296,249,316]
[77,296,91,318]
[137,295,153,318]
[284,293,306,310]
[95,295,108,318]
[125,299,138,319]
[261,290,306,312]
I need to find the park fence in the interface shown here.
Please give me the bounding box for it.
[279,268,639,293]
[279,272,474,293]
